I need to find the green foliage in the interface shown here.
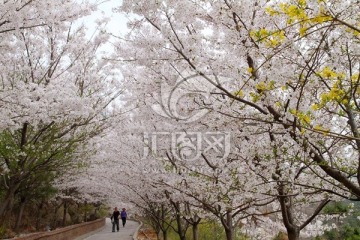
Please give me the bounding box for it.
[77,203,106,221]
[323,201,349,215]
[97,205,110,218]
[320,201,360,240]
[323,224,360,240]
[0,121,96,233]
[0,225,15,239]
[272,232,288,240]
[0,225,6,238]
[0,124,80,182]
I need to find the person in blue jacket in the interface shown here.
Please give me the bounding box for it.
[121,208,127,227]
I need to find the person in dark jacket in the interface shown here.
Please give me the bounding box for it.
[110,207,120,232]
[121,208,127,227]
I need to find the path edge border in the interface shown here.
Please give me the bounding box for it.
[131,218,143,240]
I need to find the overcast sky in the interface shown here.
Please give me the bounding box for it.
[81,0,129,37]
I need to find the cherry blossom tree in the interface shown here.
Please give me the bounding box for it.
[0,0,122,230]
[114,0,360,239]
[0,1,95,35]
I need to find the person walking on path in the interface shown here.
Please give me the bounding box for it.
[121,208,127,227]
[110,207,120,232]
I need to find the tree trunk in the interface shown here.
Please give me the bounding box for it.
[162,229,168,240]
[224,209,233,240]
[160,204,168,240]
[14,196,26,232]
[53,202,62,229]
[152,219,161,240]
[224,227,233,240]
[287,227,300,240]
[156,230,161,240]
[174,202,186,240]
[278,183,300,240]
[62,201,67,226]
[36,201,44,230]
[192,222,199,240]
[0,184,19,224]
[84,210,87,222]
[0,183,20,226]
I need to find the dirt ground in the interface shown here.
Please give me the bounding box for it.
[137,226,158,240]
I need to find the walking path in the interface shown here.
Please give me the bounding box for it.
[77,218,140,240]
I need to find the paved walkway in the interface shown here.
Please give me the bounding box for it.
[78,218,140,240]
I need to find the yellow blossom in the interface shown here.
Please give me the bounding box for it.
[260,28,268,37]
[265,6,278,16]
[250,92,260,102]
[311,104,319,111]
[298,0,306,7]
[302,114,311,124]
[318,66,337,79]
[351,73,359,82]
[256,82,267,91]
[299,27,307,36]
[289,109,296,115]
[235,90,244,97]
[314,124,323,131]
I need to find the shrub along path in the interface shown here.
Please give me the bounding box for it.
[77,218,140,240]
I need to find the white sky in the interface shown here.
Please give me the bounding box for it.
[80,0,130,37]
[74,0,131,56]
